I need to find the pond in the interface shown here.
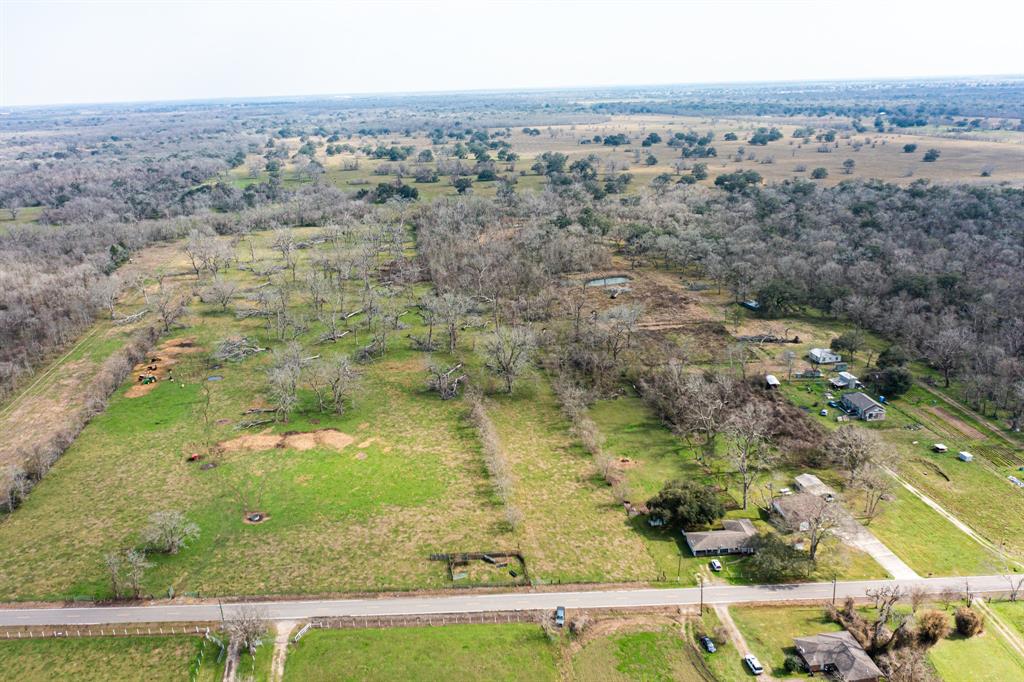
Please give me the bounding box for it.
[585,275,631,287]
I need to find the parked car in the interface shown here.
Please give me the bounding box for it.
[744,654,764,675]
[827,400,840,408]
[700,636,716,653]
[709,559,723,572]
[819,409,828,416]
[554,606,565,627]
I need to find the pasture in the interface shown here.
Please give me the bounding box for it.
[0,635,221,682]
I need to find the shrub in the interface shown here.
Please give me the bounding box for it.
[783,653,805,673]
[954,606,984,637]
[917,609,951,645]
[811,167,829,179]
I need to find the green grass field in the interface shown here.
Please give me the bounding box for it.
[283,624,558,681]
[569,625,712,681]
[0,636,221,682]
[928,628,1024,682]
[730,605,843,678]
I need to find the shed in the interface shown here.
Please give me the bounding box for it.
[830,371,860,389]
[794,473,836,499]
[808,348,842,364]
[765,374,781,389]
[932,444,948,453]
[958,451,974,462]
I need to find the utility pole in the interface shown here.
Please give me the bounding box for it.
[699,574,704,613]
[832,576,837,605]
[677,554,682,579]
[218,598,225,623]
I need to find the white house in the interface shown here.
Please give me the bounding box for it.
[808,348,841,364]
[830,371,860,389]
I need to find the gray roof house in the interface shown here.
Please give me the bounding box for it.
[794,631,882,682]
[683,519,757,557]
[771,492,826,532]
[840,392,886,421]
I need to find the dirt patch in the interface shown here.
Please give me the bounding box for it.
[357,438,377,448]
[355,452,368,460]
[926,406,986,439]
[125,337,203,398]
[219,428,356,453]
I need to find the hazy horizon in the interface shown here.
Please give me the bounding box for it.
[3,0,1023,108]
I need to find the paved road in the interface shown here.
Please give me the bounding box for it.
[0,575,1013,627]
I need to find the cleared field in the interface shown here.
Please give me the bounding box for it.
[0,635,221,682]
[488,377,655,584]
[569,624,712,681]
[282,624,559,681]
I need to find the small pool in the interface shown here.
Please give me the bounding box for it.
[207,376,223,381]
[585,276,631,287]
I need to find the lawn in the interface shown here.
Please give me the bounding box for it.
[730,605,843,679]
[928,629,1024,681]
[283,624,558,681]
[569,625,712,682]
[989,600,1024,637]
[855,480,999,577]
[0,635,221,682]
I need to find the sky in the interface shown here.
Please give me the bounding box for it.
[2,0,1022,107]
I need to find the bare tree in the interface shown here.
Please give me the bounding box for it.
[139,510,199,554]
[152,282,187,332]
[225,605,268,656]
[267,342,302,421]
[827,425,885,488]
[204,280,238,311]
[806,496,840,561]
[926,326,973,387]
[725,402,774,509]
[434,292,470,354]
[857,465,892,524]
[308,354,359,414]
[482,326,536,393]
[105,548,151,599]
[92,275,122,319]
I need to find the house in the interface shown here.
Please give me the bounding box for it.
[830,371,860,389]
[683,519,757,557]
[765,374,781,389]
[808,348,842,364]
[771,492,826,532]
[958,451,974,462]
[793,631,882,682]
[840,392,886,421]
[794,473,836,500]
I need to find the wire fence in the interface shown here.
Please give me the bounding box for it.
[311,610,539,630]
[0,624,211,640]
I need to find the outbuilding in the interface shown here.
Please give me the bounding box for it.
[933,444,948,453]
[958,451,974,462]
[808,348,842,364]
[765,374,781,389]
[830,371,860,389]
